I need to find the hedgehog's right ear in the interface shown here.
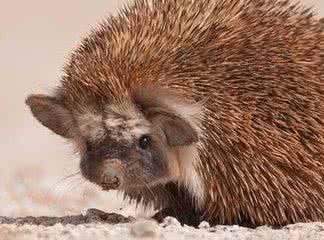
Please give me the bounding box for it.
[25,94,75,138]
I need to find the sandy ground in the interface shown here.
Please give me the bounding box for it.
[2,218,324,240]
[0,0,323,239]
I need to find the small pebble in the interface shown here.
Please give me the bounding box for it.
[198,221,210,229]
[160,217,181,228]
[130,219,160,239]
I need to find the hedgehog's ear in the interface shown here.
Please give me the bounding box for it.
[146,108,199,146]
[25,94,75,138]
[132,85,199,146]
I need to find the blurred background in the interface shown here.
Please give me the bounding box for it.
[0,0,322,218]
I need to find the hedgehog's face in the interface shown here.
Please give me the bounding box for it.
[25,89,201,192]
[76,101,175,190]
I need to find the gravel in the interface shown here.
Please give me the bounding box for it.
[1,211,324,240]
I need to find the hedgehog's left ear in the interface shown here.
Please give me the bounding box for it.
[147,108,199,146]
[132,85,201,146]
[25,94,75,138]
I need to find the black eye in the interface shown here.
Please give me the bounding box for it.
[139,135,151,149]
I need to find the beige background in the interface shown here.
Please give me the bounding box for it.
[0,0,322,217]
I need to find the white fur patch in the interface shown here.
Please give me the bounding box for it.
[77,111,106,141]
[104,117,123,128]
[177,144,206,209]
[105,102,151,141]
[105,116,150,141]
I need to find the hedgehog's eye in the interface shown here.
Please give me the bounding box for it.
[138,135,151,150]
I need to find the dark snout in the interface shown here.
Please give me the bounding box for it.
[80,155,125,191]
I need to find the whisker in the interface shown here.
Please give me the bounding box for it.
[60,171,81,183]
[135,174,182,210]
[51,171,81,190]
[52,173,84,200]
[133,174,157,202]
[124,162,182,210]
[65,176,85,193]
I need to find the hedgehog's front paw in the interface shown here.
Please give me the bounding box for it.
[152,208,173,223]
[152,208,201,227]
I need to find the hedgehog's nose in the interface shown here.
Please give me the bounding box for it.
[101,174,120,190]
[100,159,124,190]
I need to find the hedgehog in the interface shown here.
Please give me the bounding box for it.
[25,0,324,227]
